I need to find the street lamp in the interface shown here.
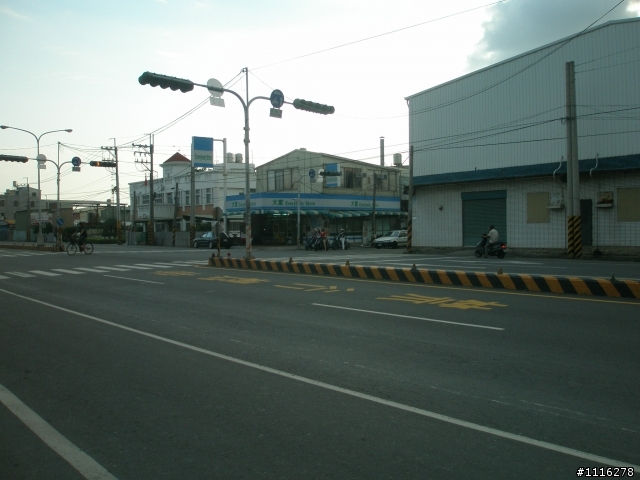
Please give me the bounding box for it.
[0,125,73,244]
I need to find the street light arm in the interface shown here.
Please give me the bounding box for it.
[247,96,271,108]
[37,129,73,141]
[0,125,38,142]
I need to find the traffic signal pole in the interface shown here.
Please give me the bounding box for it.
[138,70,334,261]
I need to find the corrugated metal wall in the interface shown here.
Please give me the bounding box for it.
[407,19,640,249]
[408,20,640,177]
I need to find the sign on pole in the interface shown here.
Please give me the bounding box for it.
[191,137,214,168]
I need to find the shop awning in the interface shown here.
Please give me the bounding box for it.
[327,210,369,218]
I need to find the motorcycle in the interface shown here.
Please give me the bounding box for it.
[330,236,350,250]
[475,235,507,258]
[304,235,323,251]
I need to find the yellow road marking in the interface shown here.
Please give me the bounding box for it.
[378,293,507,310]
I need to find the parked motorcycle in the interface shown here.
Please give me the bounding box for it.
[475,235,507,258]
[304,235,323,251]
[330,236,350,250]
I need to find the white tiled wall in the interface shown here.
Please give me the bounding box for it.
[413,172,640,248]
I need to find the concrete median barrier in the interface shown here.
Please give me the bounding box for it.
[208,256,640,299]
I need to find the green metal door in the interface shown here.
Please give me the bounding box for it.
[462,191,507,247]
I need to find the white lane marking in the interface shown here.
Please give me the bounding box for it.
[5,271,36,278]
[95,266,131,272]
[114,265,151,270]
[134,263,172,268]
[0,383,117,480]
[74,267,112,273]
[0,287,634,469]
[103,275,164,284]
[313,304,503,331]
[29,270,62,277]
[153,262,193,267]
[0,275,9,280]
[51,269,86,275]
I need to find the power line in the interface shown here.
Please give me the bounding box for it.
[251,1,507,71]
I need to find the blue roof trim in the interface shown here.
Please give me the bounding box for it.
[413,154,640,187]
[461,190,506,200]
[226,192,401,202]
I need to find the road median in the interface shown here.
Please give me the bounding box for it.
[208,255,640,299]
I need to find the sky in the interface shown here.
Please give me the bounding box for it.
[1,0,638,206]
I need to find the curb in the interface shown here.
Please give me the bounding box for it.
[208,257,640,299]
[0,244,63,252]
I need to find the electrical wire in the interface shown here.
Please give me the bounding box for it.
[251,0,507,71]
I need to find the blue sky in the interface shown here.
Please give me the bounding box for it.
[1,0,638,205]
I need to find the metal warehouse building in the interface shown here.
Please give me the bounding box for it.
[406,18,640,254]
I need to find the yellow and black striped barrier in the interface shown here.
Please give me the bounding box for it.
[147,220,154,246]
[207,257,640,299]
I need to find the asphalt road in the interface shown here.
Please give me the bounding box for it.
[1,245,638,479]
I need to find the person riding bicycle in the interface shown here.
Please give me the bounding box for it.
[75,222,88,251]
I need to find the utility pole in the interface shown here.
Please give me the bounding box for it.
[565,61,581,258]
[371,172,377,246]
[407,146,414,253]
[101,140,121,245]
[132,191,137,245]
[190,155,196,247]
[133,136,155,245]
[25,179,31,242]
[380,136,384,166]
[173,182,179,247]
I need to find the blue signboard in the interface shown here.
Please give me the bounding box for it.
[309,169,315,179]
[71,156,81,167]
[270,89,284,109]
[191,136,214,168]
[56,218,64,227]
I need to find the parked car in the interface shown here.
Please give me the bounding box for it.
[372,230,408,249]
[193,231,233,249]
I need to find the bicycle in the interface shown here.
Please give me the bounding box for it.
[66,236,93,255]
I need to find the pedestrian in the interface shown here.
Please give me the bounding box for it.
[338,229,346,250]
[320,227,328,251]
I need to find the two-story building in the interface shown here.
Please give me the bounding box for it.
[225,148,408,245]
[128,152,256,237]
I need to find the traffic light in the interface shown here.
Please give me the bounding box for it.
[0,154,28,163]
[293,99,335,115]
[90,161,116,167]
[138,71,194,93]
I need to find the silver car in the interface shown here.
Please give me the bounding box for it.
[372,230,408,249]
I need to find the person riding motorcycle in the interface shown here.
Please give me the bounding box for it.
[482,225,499,258]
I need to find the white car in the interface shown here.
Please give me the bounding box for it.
[372,230,408,249]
